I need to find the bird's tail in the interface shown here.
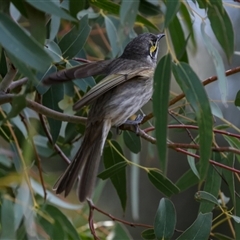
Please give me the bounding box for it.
[53,119,111,202]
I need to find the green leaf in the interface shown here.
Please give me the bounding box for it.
[59,14,91,59]
[164,0,180,28]
[172,62,213,180]
[25,0,76,21]
[139,1,162,16]
[1,196,16,239]
[0,13,52,72]
[25,3,46,45]
[234,90,240,107]
[69,0,85,17]
[123,131,141,154]
[213,232,235,240]
[112,223,133,240]
[153,54,172,174]
[98,161,127,180]
[148,169,179,197]
[177,212,212,240]
[223,135,240,162]
[168,15,188,62]
[42,84,64,143]
[195,191,220,206]
[91,0,159,31]
[45,40,63,63]
[141,229,156,240]
[179,2,195,46]
[49,15,61,40]
[38,204,80,240]
[201,22,227,105]
[187,148,200,179]
[103,140,127,211]
[176,164,199,191]
[199,161,222,213]
[210,101,223,119]
[120,0,139,30]
[104,15,121,58]
[207,0,234,60]
[154,198,176,240]
[7,95,26,119]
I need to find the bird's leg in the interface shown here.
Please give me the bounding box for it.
[117,114,145,135]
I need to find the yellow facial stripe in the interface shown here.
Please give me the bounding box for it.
[149,40,157,55]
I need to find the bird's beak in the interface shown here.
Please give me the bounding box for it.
[157,33,165,41]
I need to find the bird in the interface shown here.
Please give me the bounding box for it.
[43,32,165,202]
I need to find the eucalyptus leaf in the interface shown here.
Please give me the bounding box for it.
[153,54,172,174]
[0,13,52,72]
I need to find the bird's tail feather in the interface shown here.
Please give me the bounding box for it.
[53,119,111,202]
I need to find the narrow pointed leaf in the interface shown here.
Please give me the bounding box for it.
[42,84,64,143]
[59,15,91,59]
[0,13,52,72]
[141,229,155,240]
[207,0,234,60]
[195,191,220,206]
[153,54,171,174]
[176,212,212,240]
[176,164,199,191]
[26,0,76,21]
[148,170,179,197]
[123,131,141,154]
[172,62,213,180]
[201,22,227,105]
[98,161,127,180]
[103,140,127,211]
[199,159,222,213]
[168,16,188,62]
[154,198,176,240]
[91,0,159,31]
[164,0,180,28]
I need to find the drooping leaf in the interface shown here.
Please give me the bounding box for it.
[154,198,176,240]
[153,54,172,174]
[103,140,127,211]
[104,15,121,58]
[141,229,156,240]
[123,130,141,154]
[59,14,91,59]
[91,0,159,31]
[25,0,76,21]
[201,22,227,105]
[148,169,179,197]
[176,212,212,240]
[172,62,213,180]
[98,161,127,180]
[168,15,188,62]
[199,157,222,213]
[164,0,180,28]
[207,0,234,60]
[120,0,139,30]
[0,13,52,72]
[42,84,64,143]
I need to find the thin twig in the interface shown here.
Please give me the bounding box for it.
[36,93,71,165]
[7,77,28,92]
[0,61,17,92]
[0,94,87,125]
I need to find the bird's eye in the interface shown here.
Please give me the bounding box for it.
[149,40,158,58]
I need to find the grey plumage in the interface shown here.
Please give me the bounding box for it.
[45,33,165,202]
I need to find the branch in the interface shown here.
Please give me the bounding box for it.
[142,65,240,123]
[0,93,87,124]
[0,61,17,92]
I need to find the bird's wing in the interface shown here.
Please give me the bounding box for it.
[43,60,112,85]
[73,67,153,110]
